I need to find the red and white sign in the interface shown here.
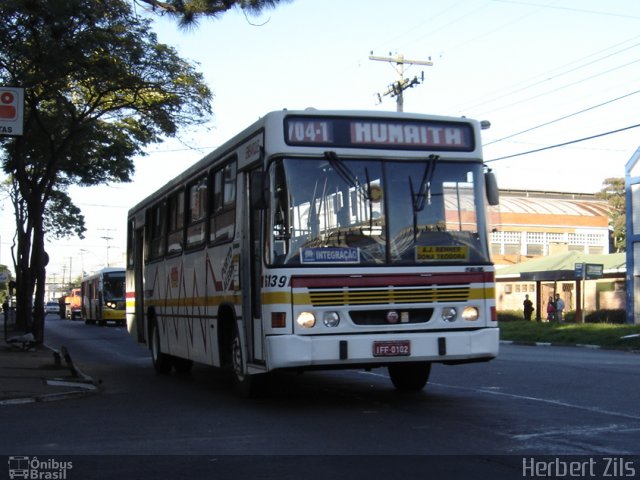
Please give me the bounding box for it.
[0,87,24,136]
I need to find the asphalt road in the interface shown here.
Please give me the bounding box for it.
[2,314,639,479]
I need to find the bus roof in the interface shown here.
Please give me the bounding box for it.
[82,267,125,281]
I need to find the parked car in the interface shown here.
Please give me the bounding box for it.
[45,301,60,314]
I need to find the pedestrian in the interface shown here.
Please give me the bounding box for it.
[546,296,556,322]
[555,293,565,322]
[523,294,534,321]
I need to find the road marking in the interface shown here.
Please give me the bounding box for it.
[430,382,640,421]
[358,370,640,421]
[512,423,640,441]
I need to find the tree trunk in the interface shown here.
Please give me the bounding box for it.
[13,220,33,334]
[30,210,48,344]
[11,163,48,344]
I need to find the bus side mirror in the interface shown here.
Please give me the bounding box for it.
[250,169,268,210]
[485,170,499,206]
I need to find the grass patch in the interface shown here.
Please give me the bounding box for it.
[499,320,640,350]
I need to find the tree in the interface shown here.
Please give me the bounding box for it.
[0,264,9,304]
[134,0,288,26]
[0,0,212,343]
[596,177,625,253]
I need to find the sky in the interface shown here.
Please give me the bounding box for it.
[2,0,640,285]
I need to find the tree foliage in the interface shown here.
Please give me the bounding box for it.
[0,0,212,341]
[134,0,288,26]
[596,177,626,253]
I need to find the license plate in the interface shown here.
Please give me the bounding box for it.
[373,340,410,357]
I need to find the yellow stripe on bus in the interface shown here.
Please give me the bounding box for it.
[128,287,495,309]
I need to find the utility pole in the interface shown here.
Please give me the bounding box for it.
[101,236,113,267]
[99,228,115,267]
[369,52,433,112]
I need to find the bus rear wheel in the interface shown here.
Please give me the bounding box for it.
[150,321,172,374]
[388,362,431,392]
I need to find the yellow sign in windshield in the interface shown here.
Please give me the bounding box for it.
[416,245,469,261]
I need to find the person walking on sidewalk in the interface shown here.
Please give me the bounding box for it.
[523,294,534,321]
[555,293,565,322]
[546,296,556,322]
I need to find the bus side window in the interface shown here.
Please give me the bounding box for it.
[127,219,135,268]
[209,160,236,244]
[148,201,166,261]
[167,191,184,254]
[187,176,207,248]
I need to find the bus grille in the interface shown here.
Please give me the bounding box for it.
[307,286,471,307]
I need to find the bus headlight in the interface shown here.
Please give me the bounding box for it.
[296,311,316,328]
[323,312,340,328]
[441,307,457,322]
[461,306,479,321]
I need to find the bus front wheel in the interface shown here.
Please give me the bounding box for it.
[230,327,265,397]
[150,321,172,374]
[388,362,431,392]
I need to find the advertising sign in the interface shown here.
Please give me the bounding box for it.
[575,262,604,279]
[0,87,24,136]
[585,263,604,279]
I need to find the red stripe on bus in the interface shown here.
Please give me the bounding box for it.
[291,271,493,288]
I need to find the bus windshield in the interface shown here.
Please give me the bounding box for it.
[267,156,491,266]
[103,272,125,301]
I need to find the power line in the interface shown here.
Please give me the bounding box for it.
[484,88,640,146]
[492,0,640,20]
[485,123,640,163]
[475,57,640,117]
[457,37,640,114]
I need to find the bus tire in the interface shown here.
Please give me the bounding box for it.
[230,326,265,397]
[388,362,431,392]
[150,320,172,374]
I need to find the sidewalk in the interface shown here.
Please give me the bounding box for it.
[0,342,98,405]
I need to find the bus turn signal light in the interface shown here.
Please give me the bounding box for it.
[271,312,286,328]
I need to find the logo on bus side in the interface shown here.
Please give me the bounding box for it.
[170,266,179,288]
[243,137,262,162]
[221,247,235,291]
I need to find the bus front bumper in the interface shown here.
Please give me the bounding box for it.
[265,327,499,370]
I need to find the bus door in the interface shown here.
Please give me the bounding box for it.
[241,167,265,365]
[133,226,146,342]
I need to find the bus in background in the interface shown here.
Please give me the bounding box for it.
[81,267,126,326]
[126,109,500,396]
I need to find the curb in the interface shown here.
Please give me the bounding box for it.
[0,386,98,406]
[0,344,99,406]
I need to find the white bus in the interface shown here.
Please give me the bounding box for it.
[81,267,126,326]
[126,109,500,395]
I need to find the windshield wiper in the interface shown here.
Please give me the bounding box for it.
[410,154,439,213]
[409,154,439,239]
[324,151,371,201]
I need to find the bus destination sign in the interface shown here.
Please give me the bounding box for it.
[284,116,474,151]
